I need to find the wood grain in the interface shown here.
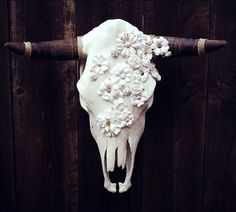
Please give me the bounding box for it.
[143,1,210,212]
[9,0,78,212]
[44,1,78,212]
[0,1,235,212]
[203,1,236,211]
[0,0,16,211]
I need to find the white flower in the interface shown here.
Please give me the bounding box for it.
[116,109,134,127]
[113,98,126,111]
[127,55,142,70]
[118,83,131,96]
[91,72,99,81]
[96,106,134,137]
[152,36,171,57]
[140,55,151,67]
[111,63,131,77]
[97,77,122,102]
[90,55,109,79]
[127,55,150,82]
[96,110,123,137]
[111,48,119,58]
[143,48,153,60]
[129,80,144,95]
[131,91,149,107]
[136,31,147,47]
[110,63,133,91]
[143,40,154,59]
[113,100,134,127]
[115,32,141,57]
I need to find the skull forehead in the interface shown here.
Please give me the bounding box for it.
[82,19,139,55]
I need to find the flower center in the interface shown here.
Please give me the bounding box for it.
[125,42,131,48]
[106,87,111,93]
[105,120,111,127]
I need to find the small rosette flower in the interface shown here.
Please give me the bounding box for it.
[130,91,149,107]
[97,76,122,102]
[113,99,134,127]
[152,36,171,57]
[129,80,144,95]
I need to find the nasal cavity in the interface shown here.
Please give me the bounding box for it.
[109,165,126,183]
[109,148,126,183]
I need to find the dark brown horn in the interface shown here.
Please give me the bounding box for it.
[162,37,227,58]
[4,36,227,60]
[4,38,83,60]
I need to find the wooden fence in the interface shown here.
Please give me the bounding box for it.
[0,0,236,212]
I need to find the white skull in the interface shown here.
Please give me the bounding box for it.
[77,19,168,193]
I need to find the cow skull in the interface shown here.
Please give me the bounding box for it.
[77,20,165,192]
[4,19,227,193]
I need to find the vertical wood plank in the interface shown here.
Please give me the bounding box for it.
[46,1,78,212]
[9,0,78,211]
[43,1,78,212]
[174,2,210,212]
[10,1,47,211]
[0,0,16,211]
[203,1,236,211]
[143,2,182,211]
[77,1,143,211]
[143,1,209,211]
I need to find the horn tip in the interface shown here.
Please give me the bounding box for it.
[205,39,228,53]
[3,42,25,55]
[4,42,10,48]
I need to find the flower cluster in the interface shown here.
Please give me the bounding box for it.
[90,30,171,137]
[112,32,171,59]
[96,99,134,137]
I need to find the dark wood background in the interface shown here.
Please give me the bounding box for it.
[0,0,236,212]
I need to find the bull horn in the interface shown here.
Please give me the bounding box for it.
[4,36,227,60]
[160,37,227,58]
[4,36,85,60]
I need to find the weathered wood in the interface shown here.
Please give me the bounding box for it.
[46,1,78,211]
[0,0,16,211]
[1,1,234,212]
[143,1,210,211]
[9,0,78,212]
[77,0,143,212]
[203,1,236,211]
[9,1,49,211]
[173,2,210,212]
